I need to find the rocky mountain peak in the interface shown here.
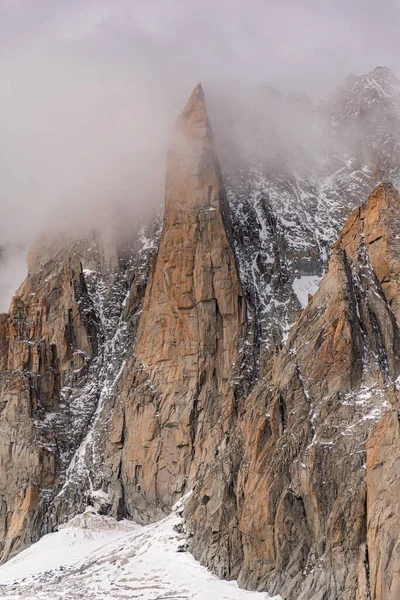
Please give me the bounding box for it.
[176,81,210,147]
[111,84,246,523]
[320,65,400,127]
[181,82,205,115]
[185,180,400,600]
[369,64,399,86]
[165,82,229,220]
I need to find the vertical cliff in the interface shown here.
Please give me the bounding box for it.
[186,182,400,600]
[0,250,98,560]
[366,411,400,600]
[0,222,161,562]
[108,84,246,522]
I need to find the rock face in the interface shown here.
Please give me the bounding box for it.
[0,222,161,562]
[212,66,400,349]
[0,250,98,560]
[366,411,400,600]
[110,83,246,522]
[187,182,400,600]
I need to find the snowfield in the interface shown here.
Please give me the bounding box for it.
[0,504,280,600]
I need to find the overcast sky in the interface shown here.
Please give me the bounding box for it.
[1,1,399,95]
[0,0,399,308]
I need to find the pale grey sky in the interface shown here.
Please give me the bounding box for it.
[1,1,399,95]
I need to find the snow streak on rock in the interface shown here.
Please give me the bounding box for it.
[45,217,162,527]
[217,66,400,350]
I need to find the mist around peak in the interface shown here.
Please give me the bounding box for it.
[1,1,400,309]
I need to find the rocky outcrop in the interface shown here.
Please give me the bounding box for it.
[186,182,400,600]
[0,222,161,561]
[366,411,400,600]
[108,84,246,522]
[0,251,98,560]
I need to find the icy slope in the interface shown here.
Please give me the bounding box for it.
[0,505,280,600]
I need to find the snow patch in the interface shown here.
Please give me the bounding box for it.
[292,275,321,308]
[0,506,280,600]
[0,508,137,585]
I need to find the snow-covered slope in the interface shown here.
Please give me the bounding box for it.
[0,504,280,600]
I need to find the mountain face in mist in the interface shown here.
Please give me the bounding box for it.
[216,66,400,352]
[1,67,400,600]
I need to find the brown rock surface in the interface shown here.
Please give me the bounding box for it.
[114,83,246,522]
[0,218,161,561]
[186,182,400,600]
[366,411,400,600]
[0,249,98,561]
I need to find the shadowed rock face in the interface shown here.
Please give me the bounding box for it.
[110,83,246,522]
[213,67,400,351]
[366,411,400,600]
[186,182,400,600]
[0,252,98,560]
[0,225,160,563]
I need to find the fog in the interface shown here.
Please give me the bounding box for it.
[1,0,400,309]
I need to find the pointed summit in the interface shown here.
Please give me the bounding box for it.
[119,80,244,525]
[176,83,209,140]
[182,82,205,115]
[165,83,226,214]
